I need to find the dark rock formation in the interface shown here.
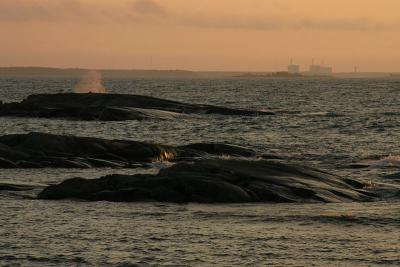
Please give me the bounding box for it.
[0,157,17,168]
[0,132,258,168]
[38,159,378,203]
[0,132,387,203]
[0,132,176,168]
[0,93,274,121]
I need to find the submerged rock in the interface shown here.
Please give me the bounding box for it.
[38,159,378,203]
[0,93,274,121]
[177,143,257,158]
[0,181,46,192]
[350,155,400,169]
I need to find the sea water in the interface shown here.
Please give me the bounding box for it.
[0,77,399,266]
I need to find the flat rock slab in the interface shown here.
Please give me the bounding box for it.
[0,93,274,121]
[0,132,258,168]
[38,159,378,203]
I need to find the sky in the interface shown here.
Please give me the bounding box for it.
[1,0,400,72]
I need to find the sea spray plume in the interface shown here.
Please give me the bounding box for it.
[74,70,106,93]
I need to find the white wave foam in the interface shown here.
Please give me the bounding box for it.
[74,70,106,93]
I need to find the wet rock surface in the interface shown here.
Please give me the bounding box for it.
[0,132,389,203]
[38,159,379,203]
[0,93,274,120]
[0,132,258,169]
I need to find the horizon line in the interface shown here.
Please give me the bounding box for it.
[1,66,399,74]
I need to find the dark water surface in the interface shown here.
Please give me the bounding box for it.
[1,77,399,266]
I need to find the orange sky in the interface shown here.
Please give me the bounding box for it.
[1,0,400,72]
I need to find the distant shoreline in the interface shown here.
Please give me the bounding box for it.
[0,66,397,79]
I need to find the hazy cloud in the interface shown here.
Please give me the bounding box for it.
[0,0,53,21]
[0,0,96,22]
[0,0,398,31]
[0,0,166,22]
[133,0,166,16]
[180,16,399,31]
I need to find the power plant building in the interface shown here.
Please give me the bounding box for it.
[288,64,300,74]
[285,59,333,75]
[309,65,332,75]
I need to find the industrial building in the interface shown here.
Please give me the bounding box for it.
[285,59,333,76]
[309,64,332,75]
[288,64,300,74]
[287,58,300,74]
